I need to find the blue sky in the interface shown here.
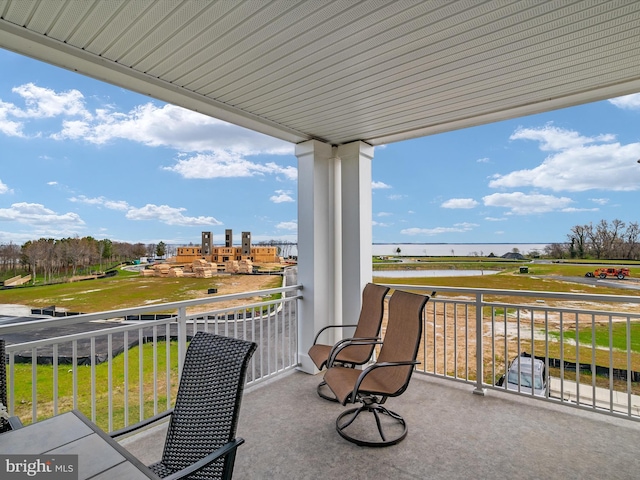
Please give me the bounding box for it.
[1,48,639,247]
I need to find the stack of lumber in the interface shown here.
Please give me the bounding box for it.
[225,260,239,273]
[155,264,171,276]
[237,259,253,274]
[168,268,184,277]
[192,259,217,278]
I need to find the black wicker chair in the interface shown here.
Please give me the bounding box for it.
[0,338,23,433]
[112,332,257,480]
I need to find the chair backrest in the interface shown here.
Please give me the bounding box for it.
[0,339,9,433]
[0,339,7,409]
[344,283,390,362]
[375,290,428,396]
[161,332,257,479]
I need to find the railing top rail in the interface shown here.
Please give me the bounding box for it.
[0,284,302,335]
[379,283,640,304]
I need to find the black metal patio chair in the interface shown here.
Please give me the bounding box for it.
[0,338,23,433]
[112,332,257,480]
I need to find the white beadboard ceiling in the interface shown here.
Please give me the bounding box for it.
[1,0,640,146]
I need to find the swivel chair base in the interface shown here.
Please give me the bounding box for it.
[335,399,407,447]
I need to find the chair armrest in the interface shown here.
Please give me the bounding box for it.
[110,409,173,438]
[162,438,245,480]
[312,324,358,345]
[348,360,421,403]
[327,337,381,368]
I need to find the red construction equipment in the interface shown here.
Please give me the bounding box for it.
[585,267,630,279]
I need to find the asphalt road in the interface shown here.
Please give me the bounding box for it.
[547,275,640,291]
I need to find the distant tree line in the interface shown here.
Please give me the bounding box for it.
[255,239,297,258]
[0,237,150,283]
[1,237,297,283]
[544,219,640,260]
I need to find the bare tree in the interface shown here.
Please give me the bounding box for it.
[568,224,588,258]
[585,222,604,259]
[544,243,567,258]
[622,222,640,260]
[0,242,21,274]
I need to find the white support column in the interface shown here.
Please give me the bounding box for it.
[337,141,374,325]
[295,140,374,374]
[296,140,338,373]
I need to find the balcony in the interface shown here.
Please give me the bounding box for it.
[2,281,640,478]
[119,370,640,479]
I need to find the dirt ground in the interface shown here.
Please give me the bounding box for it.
[185,273,283,315]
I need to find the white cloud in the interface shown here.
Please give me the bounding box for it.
[372,220,390,227]
[68,194,222,228]
[0,202,84,226]
[377,212,392,217]
[2,83,297,182]
[387,194,405,200]
[509,124,615,151]
[441,198,478,209]
[54,102,293,155]
[0,101,25,136]
[491,125,640,192]
[47,181,58,186]
[69,195,130,211]
[608,93,640,110]
[372,181,391,189]
[477,157,490,163]
[590,198,609,205]
[400,223,477,236]
[164,152,297,180]
[270,190,294,203]
[276,221,297,231]
[561,207,599,212]
[485,216,507,222]
[0,84,90,138]
[11,83,91,119]
[125,204,222,227]
[0,179,12,194]
[483,192,574,214]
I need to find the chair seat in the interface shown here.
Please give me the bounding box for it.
[324,366,406,405]
[309,343,377,370]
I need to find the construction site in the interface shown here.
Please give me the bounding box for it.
[140,230,284,279]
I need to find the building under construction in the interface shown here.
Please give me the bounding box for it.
[174,230,281,264]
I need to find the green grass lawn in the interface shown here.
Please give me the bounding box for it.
[9,341,179,431]
[372,272,633,295]
[0,270,283,313]
[549,322,640,353]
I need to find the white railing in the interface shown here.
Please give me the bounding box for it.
[381,284,640,421]
[0,284,301,432]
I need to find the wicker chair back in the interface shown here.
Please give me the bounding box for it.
[150,332,256,480]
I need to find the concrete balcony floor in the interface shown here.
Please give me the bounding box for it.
[121,371,640,479]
